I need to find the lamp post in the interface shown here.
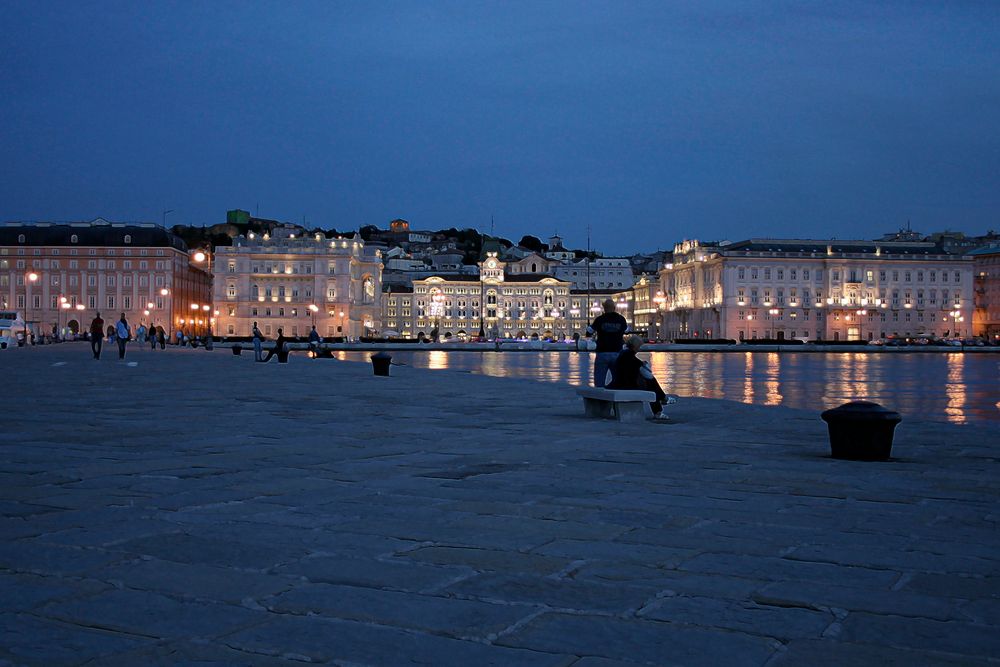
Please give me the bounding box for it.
[24,272,38,344]
[951,309,963,338]
[745,313,753,341]
[308,304,319,328]
[59,298,70,340]
[855,308,867,342]
[339,310,345,338]
[768,308,780,340]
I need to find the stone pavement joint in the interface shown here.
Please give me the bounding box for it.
[2,345,999,666]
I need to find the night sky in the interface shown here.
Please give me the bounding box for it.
[2,2,997,255]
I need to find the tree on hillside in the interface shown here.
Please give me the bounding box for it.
[518,235,545,253]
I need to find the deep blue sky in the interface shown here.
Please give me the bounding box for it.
[2,1,998,255]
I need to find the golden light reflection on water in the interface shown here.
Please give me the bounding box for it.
[742,352,755,405]
[945,353,967,424]
[764,352,782,406]
[330,350,996,424]
[427,350,449,370]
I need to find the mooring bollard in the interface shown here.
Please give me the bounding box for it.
[232,344,242,356]
[371,351,392,376]
[821,401,902,461]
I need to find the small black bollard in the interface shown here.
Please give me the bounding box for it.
[821,401,902,461]
[232,344,242,356]
[277,344,289,363]
[371,351,392,376]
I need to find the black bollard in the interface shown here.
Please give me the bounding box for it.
[232,344,242,356]
[371,351,392,376]
[821,401,902,461]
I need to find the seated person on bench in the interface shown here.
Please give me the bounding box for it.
[608,335,670,420]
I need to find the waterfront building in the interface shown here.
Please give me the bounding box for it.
[970,246,1000,340]
[382,252,597,339]
[552,257,635,291]
[0,220,210,338]
[213,226,382,339]
[656,239,975,342]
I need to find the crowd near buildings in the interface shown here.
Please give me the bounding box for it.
[2,211,999,345]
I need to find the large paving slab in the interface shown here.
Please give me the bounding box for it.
[2,344,998,665]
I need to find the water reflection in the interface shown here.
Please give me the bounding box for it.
[333,350,999,424]
[764,352,782,406]
[946,353,967,424]
[427,350,449,371]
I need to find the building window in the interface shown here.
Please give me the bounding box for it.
[124,235,132,244]
[107,296,115,309]
[123,296,131,310]
[227,284,237,298]
[228,262,236,273]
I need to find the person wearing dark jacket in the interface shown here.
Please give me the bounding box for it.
[608,335,670,420]
[262,328,287,362]
[587,298,629,387]
[89,313,105,359]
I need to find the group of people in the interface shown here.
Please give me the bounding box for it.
[88,312,168,361]
[588,298,672,420]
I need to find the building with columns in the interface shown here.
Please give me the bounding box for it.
[0,220,210,339]
[382,252,613,340]
[655,239,975,342]
[212,226,383,339]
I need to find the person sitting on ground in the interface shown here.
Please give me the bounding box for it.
[608,334,671,421]
[262,328,287,362]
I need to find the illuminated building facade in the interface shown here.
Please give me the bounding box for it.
[970,246,1000,340]
[0,220,210,338]
[383,252,599,339]
[656,239,975,341]
[213,226,382,339]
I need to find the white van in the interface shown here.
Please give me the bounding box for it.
[0,311,27,349]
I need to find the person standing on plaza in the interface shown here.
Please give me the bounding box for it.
[252,322,264,361]
[148,322,157,350]
[608,335,671,420]
[262,327,287,363]
[89,312,105,359]
[157,326,166,350]
[587,298,629,387]
[136,323,147,345]
[308,325,321,356]
[115,313,131,360]
[115,313,132,361]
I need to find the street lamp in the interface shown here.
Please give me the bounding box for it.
[855,308,868,341]
[768,308,780,339]
[308,304,319,328]
[339,310,345,338]
[951,309,963,337]
[59,299,71,340]
[745,313,754,342]
[24,272,38,343]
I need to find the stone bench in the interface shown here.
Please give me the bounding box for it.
[576,387,657,423]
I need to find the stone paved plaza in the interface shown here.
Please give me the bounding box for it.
[3,344,999,666]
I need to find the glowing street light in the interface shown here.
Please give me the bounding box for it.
[308,304,319,327]
[768,308,780,339]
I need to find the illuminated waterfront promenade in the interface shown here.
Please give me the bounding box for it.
[3,345,999,665]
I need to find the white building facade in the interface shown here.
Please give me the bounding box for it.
[213,226,382,339]
[383,253,602,339]
[656,239,975,342]
[552,257,634,291]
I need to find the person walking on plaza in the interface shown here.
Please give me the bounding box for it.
[148,322,157,350]
[136,323,146,345]
[89,312,105,359]
[262,328,287,363]
[609,335,671,421]
[252,322,264,361]
[115,313,131,360]
[308,325,321,356]
[587,298,629,387]
[157,326,166,350]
